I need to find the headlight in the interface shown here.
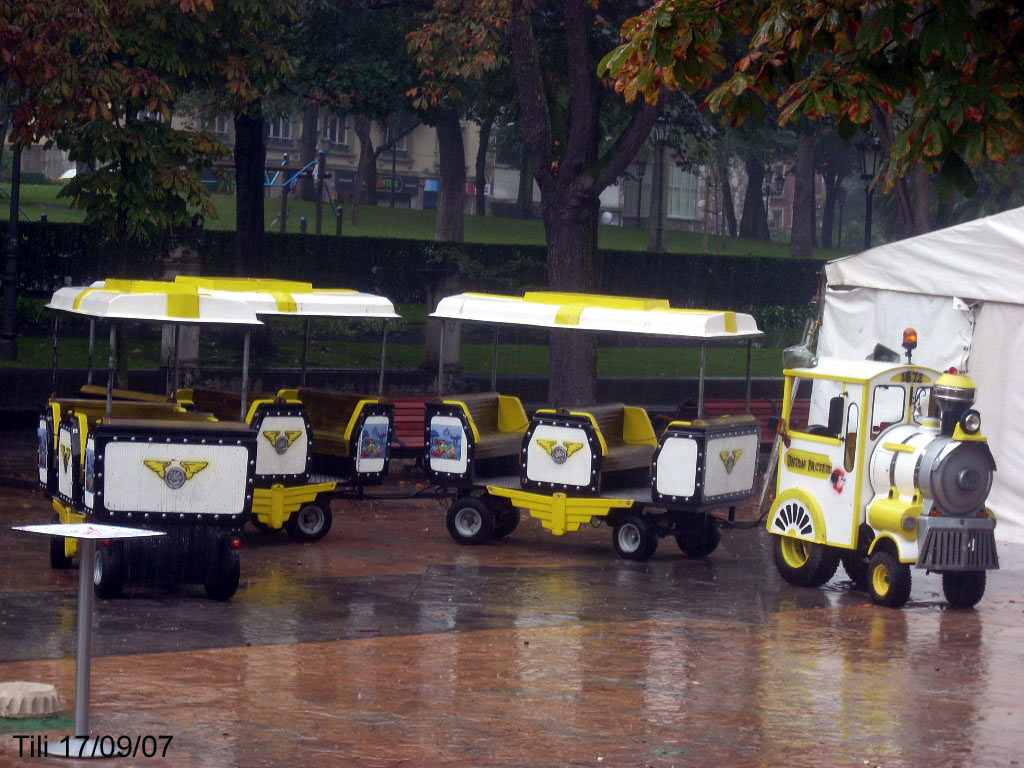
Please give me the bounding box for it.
[960,409,981,435]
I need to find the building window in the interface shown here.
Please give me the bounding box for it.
[267,115,293,146]
[326,116,348,148]
[214,115,231,136]
[667,165,700,219]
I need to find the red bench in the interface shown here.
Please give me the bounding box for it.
[388,397,431,458]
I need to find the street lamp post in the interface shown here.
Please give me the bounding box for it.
[635,158,647,227]
[856,135,883,250]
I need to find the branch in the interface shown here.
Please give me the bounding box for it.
[592,99,661,193]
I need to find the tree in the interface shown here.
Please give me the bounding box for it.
[605,1,1024,239]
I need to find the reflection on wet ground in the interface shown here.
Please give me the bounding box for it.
[2,483,1023,767]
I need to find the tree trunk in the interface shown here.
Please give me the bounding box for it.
[298,102,319,202]
[351,114,375,224]
[819,167,838,249]
[790,131,816,258]
[738,155,769,240]
[515,142,533,218]
[718,148,737,237]
[234,101,266,275]
[475,119,492,216]
[435,110,466,243]
[542,196,599,407]
[647,142,666,252]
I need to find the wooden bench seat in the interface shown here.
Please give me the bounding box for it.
[176,388,276,422]
[440,392,528,460]
[53,398,215,424]
[571,403,657,473]
[278,388,383,458]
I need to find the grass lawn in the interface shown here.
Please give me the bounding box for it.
[5,183,841,260]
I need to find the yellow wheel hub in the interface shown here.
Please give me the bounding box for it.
[872,563,891,597]
[779,536,812,569]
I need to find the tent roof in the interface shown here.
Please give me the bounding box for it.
[431,292,762,340]
[48,281,262,325]
[825,206,1024,305]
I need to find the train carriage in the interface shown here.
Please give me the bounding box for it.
[423,291,764,560]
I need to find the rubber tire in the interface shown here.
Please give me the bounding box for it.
[866,549,912,608]
[674,515,721,558]
[491,506,521,539]
[942,570,986,609]
[93,545,125,600]
[840,550,869,589]
[204,547,240,600]
[612,514,659,562]
[446,497,494,545]
[284,503,332,543]
[772,535,840,588]
[49,514,73,569]
[250,516,277,534]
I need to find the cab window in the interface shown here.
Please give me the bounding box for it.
[871,385,906,438]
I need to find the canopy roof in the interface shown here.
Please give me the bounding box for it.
[48,280,261,325]
[173,276,400,319]
[825,205,1024,305]
[431,292,762,340]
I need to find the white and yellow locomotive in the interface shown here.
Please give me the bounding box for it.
[767,332,998,608]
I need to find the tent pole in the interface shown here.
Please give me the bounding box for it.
[377,320,389,398]
[105,324,116,418]
[745,339,753,413]
[437,324,445,397]
[240,329,251,422]
[85,319,95,386]
[697,342,707,419]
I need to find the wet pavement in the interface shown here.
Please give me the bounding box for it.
[1,428,1023,767]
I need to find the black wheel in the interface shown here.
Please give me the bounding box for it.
[204,546,240,600]
[612,514,658,561]
[866,549,912,608]
[284,503,332,543]
[771,535,840,588]
[840,550,869,589]
[446,497,494,545]
[674,514,721,558]
[942,570,986,609]
[250,515,278,534]
[491,506,521,539]
[93,545,125,600]
[49,514,73,569]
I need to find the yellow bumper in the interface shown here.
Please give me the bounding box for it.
[485,487,634,536]
[252,482,337,529]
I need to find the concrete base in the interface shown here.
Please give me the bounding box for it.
[0,681,63,718]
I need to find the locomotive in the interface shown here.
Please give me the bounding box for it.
[767,331,998,608]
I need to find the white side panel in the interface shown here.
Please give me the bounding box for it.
[525,424,594,487]
[57,426,75,501]
[355,415,390,474]
[655,437,698,497]
[103,442,250,515]
[255,415,308,476]
[705,433,760,497]
[428,415,469,475]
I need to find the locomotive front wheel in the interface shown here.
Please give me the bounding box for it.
[674,514,721,558]
[612,514,658,561]
[941,570,986,609]
[866,550,912,608]
[772,535,839,588]
[285,503,333,543]
[49,514,73,570]
[93,545,125,600]
[446,497,494,545]
[204,547,240,600]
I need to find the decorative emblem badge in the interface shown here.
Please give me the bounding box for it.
[60,445,71,472]
[537,439,584,465]
[719,449,743,474]
[263,430,303,455]
[144,459,208,489]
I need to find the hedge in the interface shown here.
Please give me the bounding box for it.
[14,220,821,313]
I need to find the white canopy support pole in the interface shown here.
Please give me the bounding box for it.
[301,318,310,387]
[105,324,116,418]
[85,318,95,386]
[240,329,251,422]
[50,315,60,398]
[697,341,707,419]
[490,327,499,392]
[745,339,753,413]
[437,322,445,397]
[377,320,389,397]
[172,324,181,396]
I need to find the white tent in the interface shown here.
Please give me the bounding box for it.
[818,205,1024,543]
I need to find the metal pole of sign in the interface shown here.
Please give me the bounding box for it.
[105,324,116,419]
[86,319,95,386]
[50,316,60,398]
[377,321,389,397]
[490,327,499,392]
[240,329,251,422]
[72,538,97,738]
[436,323,445,396]
[301,319,310,387]
[697,342,707,419]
